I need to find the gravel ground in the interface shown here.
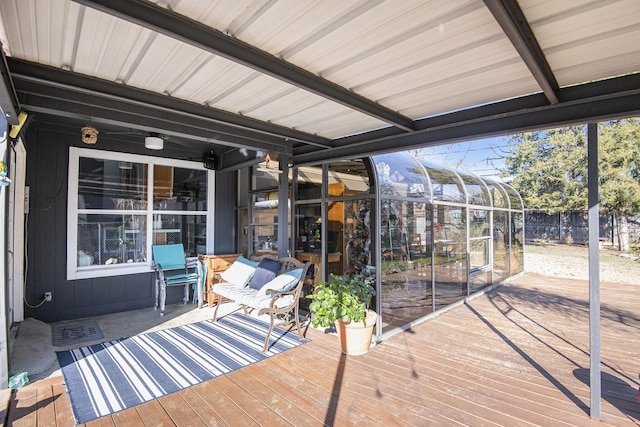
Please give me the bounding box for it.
[524,242,640,284]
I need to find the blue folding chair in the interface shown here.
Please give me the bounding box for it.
[151,244,203,315]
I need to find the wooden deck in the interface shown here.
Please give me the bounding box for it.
[5,274,640,426]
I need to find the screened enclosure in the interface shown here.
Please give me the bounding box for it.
[248,152,524,342]
[372,152,524,338]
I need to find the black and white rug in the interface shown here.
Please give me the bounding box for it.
[56,313,308,424]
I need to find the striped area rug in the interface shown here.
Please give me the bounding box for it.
[56,313,308,424]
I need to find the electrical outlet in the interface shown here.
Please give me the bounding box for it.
[44,292,52,302]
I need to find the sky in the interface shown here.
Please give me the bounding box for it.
[415,136,512,181]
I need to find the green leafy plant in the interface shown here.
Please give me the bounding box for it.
[307,274,376,328]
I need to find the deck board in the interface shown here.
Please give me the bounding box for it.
[132,399,175,426]
[178,387,226,426]
[5,274,639,426]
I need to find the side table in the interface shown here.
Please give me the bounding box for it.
[198,253,241,307]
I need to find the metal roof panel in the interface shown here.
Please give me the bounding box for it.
[1,0,639,151]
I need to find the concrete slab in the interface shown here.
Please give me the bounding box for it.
[9,302,244,382]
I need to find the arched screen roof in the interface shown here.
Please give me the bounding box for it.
[417,158,465,203]
[372,153,427,199]
[458,172,491,206]
[502,183,525,210]
[371,152,523,211]
[481,178,510,209]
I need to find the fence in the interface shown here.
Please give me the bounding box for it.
[524,210,640,246]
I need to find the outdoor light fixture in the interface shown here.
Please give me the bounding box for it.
[145,133,163,150]
[81,124,99,144]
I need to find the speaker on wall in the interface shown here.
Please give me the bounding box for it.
[203,151,218,170]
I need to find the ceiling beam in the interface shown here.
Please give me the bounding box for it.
[217,148,264,172]
[15,83,293,155]
[73,0,416,132]
[483,0,560,105]
[0,45,19,125]
[7,58,331,149]
[293,73,640,165]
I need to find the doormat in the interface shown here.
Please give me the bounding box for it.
[52,320,104,347]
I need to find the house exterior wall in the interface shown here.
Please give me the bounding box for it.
[23,120,226,323]
[213,170,237,254]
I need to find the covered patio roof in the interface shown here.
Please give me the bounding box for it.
[1,0,639,168]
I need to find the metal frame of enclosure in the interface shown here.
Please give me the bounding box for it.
[246,152,524,343]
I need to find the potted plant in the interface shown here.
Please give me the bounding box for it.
[307,274,377,355]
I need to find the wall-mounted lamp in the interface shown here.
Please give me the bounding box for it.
[145,133,163,150]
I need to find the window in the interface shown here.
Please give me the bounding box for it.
[251,191,282,256]
[67,147,213,280]
[469,209,491,271]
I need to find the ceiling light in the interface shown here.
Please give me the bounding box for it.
[145,133,163,150]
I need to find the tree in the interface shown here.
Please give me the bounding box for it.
[598,119,640,251]
[502,120,640,251]
[502,126,588,213]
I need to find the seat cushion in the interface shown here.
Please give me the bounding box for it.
[219,256,257,287]
[247,258,280,290]
[211,282,254,301]
[212,283,272,308]
[164,272,199,285]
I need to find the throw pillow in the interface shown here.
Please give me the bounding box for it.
[257,268,304,296]
[219,256,257,287]
[248,258,280,290]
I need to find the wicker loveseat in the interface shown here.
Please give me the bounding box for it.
[210,254,310,353]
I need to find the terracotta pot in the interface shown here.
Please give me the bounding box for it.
[334,309,377,355]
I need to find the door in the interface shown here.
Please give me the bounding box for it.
[8,139,26,323]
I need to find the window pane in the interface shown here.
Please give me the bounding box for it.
[469,238,490,270]
[328,160,371,196]
[504,184,524,210]
[252,160,280,191]
[483,178,509,208]
[297,165,323,200]
[434,205,467,309]
[295,203,321,253]
[342,199,373,276]
[470,270,492,293]
[78,158,146,210]
[373,153,427,198]
[459,172,490,206]
[251,191,286,257]
[153,166,207,211]
[78,214,147,266]
[511,212,525,274]
[152,214,207,257]
[380,199,434,333]
[470,209,490,238]
[493,210,510,282]
[418,159,465,203]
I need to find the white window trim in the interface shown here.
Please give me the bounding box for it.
[67,147,214,280]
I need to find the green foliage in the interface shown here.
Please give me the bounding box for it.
[307,274,376,329]
[598,119,640,216]
[502,120,640,218]
[502,127,588,213]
